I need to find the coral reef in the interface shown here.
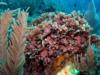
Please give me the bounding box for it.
[25,11,99,75]
[0,8,100,75]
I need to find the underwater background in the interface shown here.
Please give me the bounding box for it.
[0,0,100,75]
[0,0,100,35]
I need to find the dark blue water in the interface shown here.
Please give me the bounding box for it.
[0,0,100,15]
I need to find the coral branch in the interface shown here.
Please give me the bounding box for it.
[0,11,12,65]
[0,11,28,75]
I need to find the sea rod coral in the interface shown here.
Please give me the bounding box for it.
[0,10,28,75]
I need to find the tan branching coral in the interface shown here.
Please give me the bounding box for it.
[0,10,28,75]
[0,11,12,64]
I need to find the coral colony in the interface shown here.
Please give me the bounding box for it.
[24,11,99,75]
[0,10,100,75]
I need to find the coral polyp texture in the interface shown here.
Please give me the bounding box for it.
[24,12,97,75]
